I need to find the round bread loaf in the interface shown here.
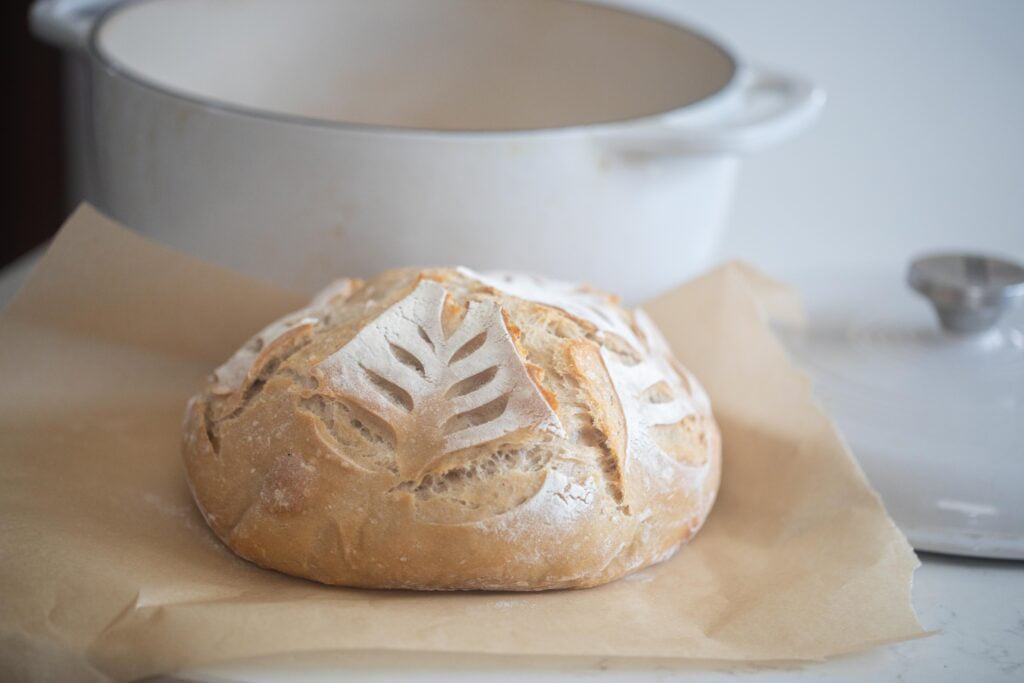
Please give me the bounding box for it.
[183,267,720,590]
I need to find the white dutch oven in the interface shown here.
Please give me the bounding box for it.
[32,0,823,300]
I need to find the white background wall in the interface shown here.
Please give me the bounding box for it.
[612,0,1024,279]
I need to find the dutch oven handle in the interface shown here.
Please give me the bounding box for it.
[29,0,119,52]
[601,66,826,158]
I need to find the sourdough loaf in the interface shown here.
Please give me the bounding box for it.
[182,267,720,590]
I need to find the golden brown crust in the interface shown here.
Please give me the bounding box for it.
[182,268,721,590]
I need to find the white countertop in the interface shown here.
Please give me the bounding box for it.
[10,0,1023,680]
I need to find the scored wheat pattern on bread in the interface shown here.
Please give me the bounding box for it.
[313,279,565,480]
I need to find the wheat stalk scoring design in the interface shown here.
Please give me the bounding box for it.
[314,279,564,479]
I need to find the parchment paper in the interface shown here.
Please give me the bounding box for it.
[0,206,924,682]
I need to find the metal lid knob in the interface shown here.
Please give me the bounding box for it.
[908,252,1024,334]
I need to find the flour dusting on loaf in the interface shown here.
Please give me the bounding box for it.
[313,279,564,479]
[211,277,360,394]
[183,267,721,591]
[457,267,645,350]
